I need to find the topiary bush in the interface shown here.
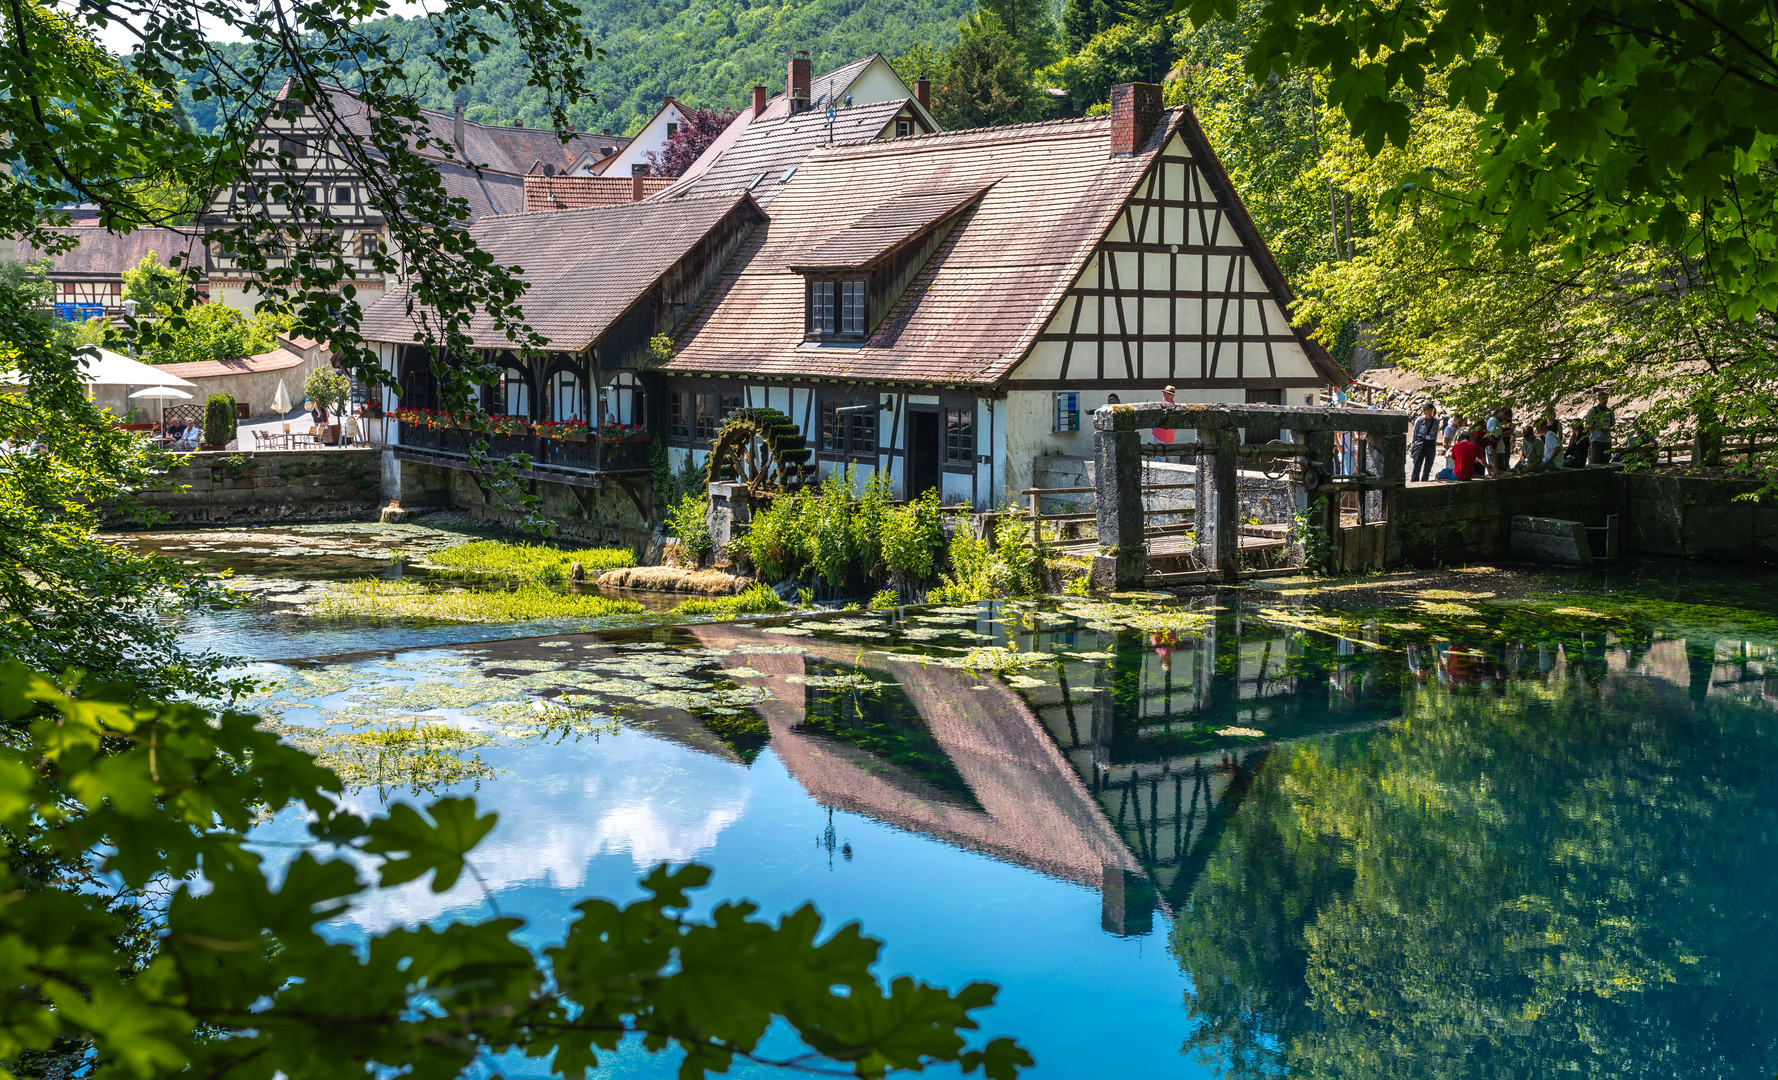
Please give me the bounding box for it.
[203,393,237,447]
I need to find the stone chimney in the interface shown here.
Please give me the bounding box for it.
[788,51,811,113]
[915,77,930,112]
[601,128,611,136]
[631,172,646,202]
[752,84,769,118]
[1109,82,1162,155]
[452,103,465,155]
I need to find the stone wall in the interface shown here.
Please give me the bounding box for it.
[389,455,652,551]
[1400,467,1778,564]
[1032,455,1293,524]
[110,448,383,526]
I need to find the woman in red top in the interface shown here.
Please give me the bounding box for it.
[1450,430,1483,480]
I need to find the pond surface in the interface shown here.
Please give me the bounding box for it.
[144,525,1778,1078]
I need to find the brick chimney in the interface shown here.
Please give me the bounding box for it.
[752,84,769,117]
[632,172,646,202]
[513,118,525,128]
[915,77,930,112]
[788,51,811,113]
[1109,82,1162,155]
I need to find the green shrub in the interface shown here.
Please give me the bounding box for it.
[803,471,857,587]
[673,584,787,617]
[928,527,998,604]
[882,489,944,582]
[868,588,899,611]
[304,366,352,416]
[745,490,808,583]
[203,393,236,447]
[426,540,635,583]
[992,511,1041,596]
[851,470,895,578]
[666,494,713,565]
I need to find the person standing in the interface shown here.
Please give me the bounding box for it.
[1411,402,1440,482]
[1442,411,1464,471]
[1583,391,1614,465]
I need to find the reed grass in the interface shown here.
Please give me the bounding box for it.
[673,584,788,617]
[318,579,646,622]
[424,539,636,583]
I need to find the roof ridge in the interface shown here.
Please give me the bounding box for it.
[828,109,1122,151]
[479,189,745,222]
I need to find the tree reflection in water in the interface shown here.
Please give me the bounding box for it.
[1175,626,1778,1079]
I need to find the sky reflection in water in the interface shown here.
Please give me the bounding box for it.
[183,532,1778,1078]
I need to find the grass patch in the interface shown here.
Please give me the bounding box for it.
[317,579,647,623]
[673,584,788,618]
[423,539,636,583]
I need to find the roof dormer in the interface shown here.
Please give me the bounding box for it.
[790,181,993,343]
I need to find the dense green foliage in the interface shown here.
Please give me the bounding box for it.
[203,392,237,446]
[302,366,353,415]
[667,492,716,565]
[119,251,187,314]
[142,303,283,366]
[178,0,974,138]
[424,538,637,582]
[743,471,945,590]
[673,583,788,616]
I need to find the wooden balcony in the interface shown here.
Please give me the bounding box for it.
[394,423,650,485]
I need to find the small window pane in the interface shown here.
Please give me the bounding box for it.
[811,281,836,335]
[945,407,974,463]
[669,392,690,440]
[718,393,742,422]
[335,186,352,204]
[820,401,842,452]
[840,280,866,334]
[849,409,877,456]
[694,393,717,440]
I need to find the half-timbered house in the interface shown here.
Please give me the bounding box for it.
[202,83,618,311]
[14,221,206,318]
[657,82,1346,505]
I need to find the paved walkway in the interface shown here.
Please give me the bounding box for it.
[234,411,389,450]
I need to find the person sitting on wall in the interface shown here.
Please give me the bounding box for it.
[1563,422,1590,468]
[1541,417,1564,469]
[1515,423,1541,472]
[1410,402,1440,482]
[1435,429,1484,481]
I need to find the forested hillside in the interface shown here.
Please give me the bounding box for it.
[180,0,974,137]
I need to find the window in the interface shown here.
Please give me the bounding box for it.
[896,119,913,138]
[1054,391,1080,433]
[334,186,352,204]
[669,391,691,439]
[503,372,529,418]
[694,392,718,440]
[355,231,381,259]
[550,369,580,421]
[631,163,649,176]
[279,136,307,158]
[240,184,259,205]
[840,280,866,334]
[666,122,679,138]
[821,400,877,458]
[304,186,320,205]
[718,393,742,424]
[810,281,835,334]
[945,406,974,464]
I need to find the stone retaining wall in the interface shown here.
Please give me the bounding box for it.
[1400,467,1777,564]
[108,448,383,527]
[387,454,652,551]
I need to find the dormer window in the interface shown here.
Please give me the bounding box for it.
[807,278,867,339]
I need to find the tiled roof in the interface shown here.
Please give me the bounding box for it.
[14,224,207,278]
[154,347,308,380]
[359,193,763,351]
[433,159,526,220]
[663,111,1182,387]
[297,83,612,176]
[523,174,676,212]
[652,98,909,209]
[788,182,993,271]
[810,55,875,110]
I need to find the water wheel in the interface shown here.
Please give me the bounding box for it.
[706,407,814,497]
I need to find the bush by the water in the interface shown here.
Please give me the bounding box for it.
[928,512,1040,604]
[203,393,236,447]
[744,470,946,590]
[666,493,714,565]
[426,540,635,583]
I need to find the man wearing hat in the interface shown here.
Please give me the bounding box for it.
[1410,401,1440,482]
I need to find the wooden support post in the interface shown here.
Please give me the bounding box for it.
[1093,427,1146,589]
[1375,432,1405,567]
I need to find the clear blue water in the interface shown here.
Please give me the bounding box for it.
[160,529,1778,1078]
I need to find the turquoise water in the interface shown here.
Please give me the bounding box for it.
[162,530,1778,1078]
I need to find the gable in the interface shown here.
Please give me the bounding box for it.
[1008,126,1345,389]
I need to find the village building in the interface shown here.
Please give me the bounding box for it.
[657,83,1345,504]
[200,83,621,311]
[359,81,1343,539]
[567,97,690,178]
[13,218,206,319]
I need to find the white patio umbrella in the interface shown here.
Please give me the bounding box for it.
[272,379,294,432]
[130,385,193,433]
[80,348,196,388]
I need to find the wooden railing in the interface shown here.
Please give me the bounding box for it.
[396,423,650,473]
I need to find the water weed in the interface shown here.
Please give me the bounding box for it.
[673,584,788,617]
[424,539,636,583]
[316,579,647,623]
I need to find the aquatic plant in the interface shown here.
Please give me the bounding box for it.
[882,488,944,584]
[664,493,715,566]
[425,539,636,583]
[316,580,646,623]
[744,489,808,583]
[673,584,788,618]
[868,588,899,611]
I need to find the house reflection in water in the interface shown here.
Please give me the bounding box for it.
[688,605,1385,938]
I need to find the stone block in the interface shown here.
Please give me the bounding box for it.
[1510,515,1592,565]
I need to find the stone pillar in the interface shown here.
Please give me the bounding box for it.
[1093,427,1146,589]
[1304,430,1339,572]
[1193,427,1240,579]
[1376,432,1406,567]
